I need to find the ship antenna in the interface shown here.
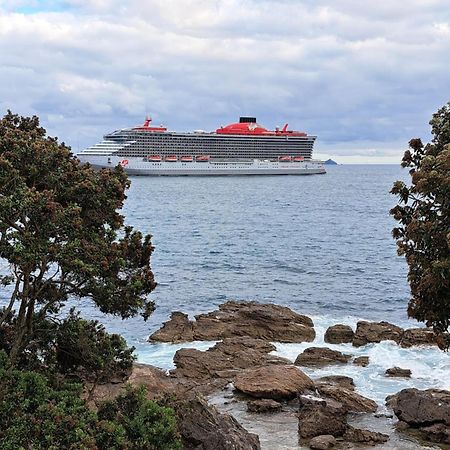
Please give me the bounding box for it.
[143,115,152,127]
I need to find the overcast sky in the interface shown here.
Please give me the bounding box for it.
[0,0,449,163]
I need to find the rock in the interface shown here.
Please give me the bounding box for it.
[324,324,354,344]
[247,399,282,413]
[175,396,261,449]
[353,321,404,347]
[385,367,412,378]
[353,356,369,367]
[298,403,347,438]
[399,328,437,347]
[172,337,290,381]
[234,365,315,400]
[150,301,315,343]
[343,426,389,445]
[294,347,351,367]
[150,311,194,343]
[309,434,336,449]
[316,375,355,391]
[420,423,450,444]
[386,388,450,427]
[317,384,378,413]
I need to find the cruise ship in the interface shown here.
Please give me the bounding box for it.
[77,116,326,176]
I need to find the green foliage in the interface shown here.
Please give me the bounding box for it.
[391,102,450,334]
[54,309,136,382]
[0,111,156,361]
[97,385,182,450]
[0,354,181,449]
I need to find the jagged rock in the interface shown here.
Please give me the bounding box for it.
[175,396,261,449]
[309,434,336,449]
[324,324,354,344]
[399,328,437,347]
[386,388,450,427]
[172,337,290,381]
[234,365,315,400]
[294,347,351,367]
[150,311,194,343]
[343,426,389,445]
[247,399,282,413]
[149,301,315,343]
[353,356,369,367]
[385,366,412,378]
[352,321,403,347]
[317,384,378,413]
[316,375,355,391]
[298,403,347,438]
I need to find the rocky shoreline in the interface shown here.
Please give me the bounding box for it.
[90,301,450,449]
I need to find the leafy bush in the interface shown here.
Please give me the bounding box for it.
[0,353,181,449]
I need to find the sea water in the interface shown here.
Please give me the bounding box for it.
[1,165,449,413]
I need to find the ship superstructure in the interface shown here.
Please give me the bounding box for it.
[77,116,325,176]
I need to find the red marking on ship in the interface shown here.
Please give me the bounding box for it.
[216,122,307,136]
[196,155,210,162]
[279,156,292,162]
[148,155,162,162]
[180,155,194,162]
[134,116,167,132]
[165,155,178,162]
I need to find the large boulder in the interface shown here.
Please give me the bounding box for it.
[234,365,315,400]
[175,396,261,449]
[387,388,450,427]
[172,337,290,381]
[298,403,347,438]
[352,321,403,347]
[316,384,378,413]
[324,324,354,344]
[150,301,315,343]
[294,347,351,367]
[399,328,437,347]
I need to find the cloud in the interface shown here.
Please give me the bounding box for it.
[0,0,449,161]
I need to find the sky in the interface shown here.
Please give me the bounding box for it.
[0,1,449,163]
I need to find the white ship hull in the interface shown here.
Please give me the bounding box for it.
[77,155,326,176]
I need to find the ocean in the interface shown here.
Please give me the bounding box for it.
[1,165,449,439]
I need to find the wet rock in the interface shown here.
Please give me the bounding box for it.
[353,356,369,367]
[385,366,412,378]
[316,384,378,413]
[247,399,282,413]
[234,365,315,400]
[343,426,389,445]
[386,388,450,427]
[387,388,450,444]
[324,324,354,344]
[294,347,351,367]
[399,328,437,347]
[149,300,315,343]
[309,434,336,449]
[172,337,290,382]
[316,375,355,391]
[352,321,403,347]
[175,396,261,450]
[298,403,347,438]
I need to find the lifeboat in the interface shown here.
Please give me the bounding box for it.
[292,156,304,162]
[180,155,194,162]
[165,155,178,162]
[196,155,210,162]
[148,155,162,162]
[279,156,292,162]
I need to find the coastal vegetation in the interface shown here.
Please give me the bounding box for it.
[0,112,180,448]
[391,102,450,338]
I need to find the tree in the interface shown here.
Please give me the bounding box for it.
[391,102,450,338]
[0,111,156,362]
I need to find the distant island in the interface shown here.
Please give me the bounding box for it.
[324,158,338,165]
